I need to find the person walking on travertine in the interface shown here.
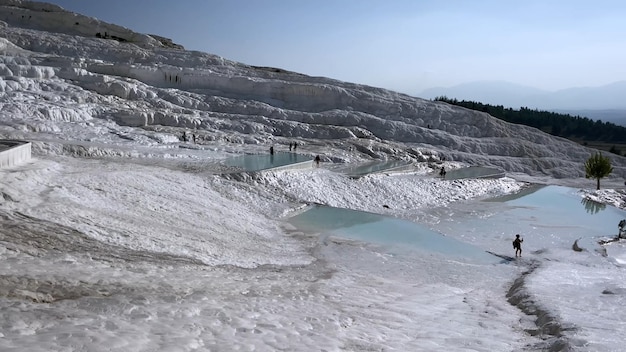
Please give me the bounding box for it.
[513,234,524,257]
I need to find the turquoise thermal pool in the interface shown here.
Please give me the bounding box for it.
[340,160,412,178]
[223,152,313,172]
[288,185,626,264]
[287,205,504,264]
[444,166,504,180]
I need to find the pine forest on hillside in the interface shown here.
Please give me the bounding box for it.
[435,96,626,155]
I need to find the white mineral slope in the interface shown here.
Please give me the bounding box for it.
[1,0,626,178]
[1,1,626,352]
[0,154,538,351]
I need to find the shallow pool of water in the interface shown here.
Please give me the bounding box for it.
[444,166,504,180]
[288,205,504,264]
[223,152,313,171]
[340,160,412,178]
[432,185,626,252]
[288,185,626,264]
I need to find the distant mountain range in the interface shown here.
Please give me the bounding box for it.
[418,81,626,126]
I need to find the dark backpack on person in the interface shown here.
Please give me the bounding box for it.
[512,240,516,249]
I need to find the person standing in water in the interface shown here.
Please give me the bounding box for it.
[513,234,524,257]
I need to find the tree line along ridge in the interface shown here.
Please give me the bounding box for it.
[434,96,626,155]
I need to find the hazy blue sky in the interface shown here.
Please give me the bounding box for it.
[44,0,626,95]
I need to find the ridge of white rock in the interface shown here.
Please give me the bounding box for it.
[1,0,625,178]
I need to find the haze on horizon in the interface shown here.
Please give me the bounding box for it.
[42,0,626,97]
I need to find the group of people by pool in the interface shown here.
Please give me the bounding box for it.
[439,166,446,178]
[269,143,321,167]
[270,142,299,155]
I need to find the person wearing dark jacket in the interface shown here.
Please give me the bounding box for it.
[513,234,524,257]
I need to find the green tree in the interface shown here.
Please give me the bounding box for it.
[584,152,613,190]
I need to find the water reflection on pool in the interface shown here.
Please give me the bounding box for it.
[493,185,622,232]
[223,152,313,172]
[288,185,626,264]
[432,185,626,251]
[287,205,503,264]
[444,166,504,180]
[340,160,412,178]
